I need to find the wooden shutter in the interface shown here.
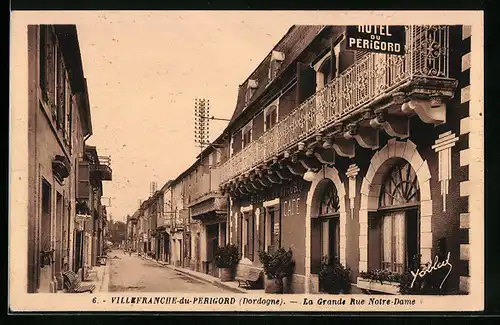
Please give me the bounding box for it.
[57,49,65,129]
[330,38,338,79]
[237,214,242,256]
[259,209,265,252]
[248,212,254,261]
[232,131,242,154]
[45,27,56,113]
[77,162,90,199]
[253,112,264,138]
[338,39,355,74]
[39,26,47,94]
[296,62,316,105]
[270,107,277,127]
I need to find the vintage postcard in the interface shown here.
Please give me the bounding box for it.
[9,10,484,312]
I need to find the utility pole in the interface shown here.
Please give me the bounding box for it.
[193,97,230,164]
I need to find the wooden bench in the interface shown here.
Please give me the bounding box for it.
[235,265,263,289]
[62,270,96,293]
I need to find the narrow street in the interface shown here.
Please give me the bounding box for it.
[107,250,229,293]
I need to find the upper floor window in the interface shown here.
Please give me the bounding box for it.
[241,120,253,148]
[264,99,279,131]
[268,51,285,85]
[244,79,258,108]
[313,48,337,92]
[39,25,71,144]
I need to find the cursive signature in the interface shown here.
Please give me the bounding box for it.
[410,252,452,289]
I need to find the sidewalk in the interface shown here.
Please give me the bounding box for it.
[139,255,265,294]
[82,262,110,293]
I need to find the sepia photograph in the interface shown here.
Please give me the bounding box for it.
[9,10,484,312]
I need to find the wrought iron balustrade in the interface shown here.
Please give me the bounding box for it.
[190,167,223,205]
[216,25,451,185]
[90,155,113,180]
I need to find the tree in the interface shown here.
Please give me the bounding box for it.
[108,220,127,245]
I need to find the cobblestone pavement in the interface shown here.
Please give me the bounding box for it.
[108,250,229,293]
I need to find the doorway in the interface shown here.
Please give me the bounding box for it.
[206,224,219,276]
[310,179,341,274]
[39,179,52,293]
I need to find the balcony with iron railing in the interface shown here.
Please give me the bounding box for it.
[90,155,112,181]
[157,213,172,229]
[190,167,223,203]
[217,26,457,187]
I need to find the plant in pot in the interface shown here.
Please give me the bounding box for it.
[318,256,351,294]
[214,244,239,282]
[258,248,295,294]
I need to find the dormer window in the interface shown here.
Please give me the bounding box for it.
[241,120,253,148]
[264,99,279,131]
[244,79,259,107]
[268,51,285,85]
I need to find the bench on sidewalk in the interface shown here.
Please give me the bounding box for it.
[62,270,96,293]
[235,264,263,289]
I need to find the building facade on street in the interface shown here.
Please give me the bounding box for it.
[215,25,471,294]
[186,147,228,276]
[26,24,112,293]
[76,145,112,276]
[126,212,139,252]
[156,181,172,263]
[126,25,475,296]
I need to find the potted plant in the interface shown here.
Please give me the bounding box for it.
[319,256,351,294]
[258,248,295,293]
[357,269,403,294]
[214,244,239,282]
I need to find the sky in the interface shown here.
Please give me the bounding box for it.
[76,12,294,222]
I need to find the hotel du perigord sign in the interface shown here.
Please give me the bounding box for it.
[346,25,406,55]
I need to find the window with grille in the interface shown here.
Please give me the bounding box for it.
[378,160,420,273]
[311,180,341,274]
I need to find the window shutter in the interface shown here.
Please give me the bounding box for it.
[39,26,47,94]
[259,209,265,252]
[296,62,316,105]
[77,162,90,199]
[330,38,338,79]
[248,212,254,261]
[45,28,56,113]
[338,39,356,74]
[232,131,242,154]
[57,50,65,129]
[237,214,242,256]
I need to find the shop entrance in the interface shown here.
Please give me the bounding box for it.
[206,223,219,276]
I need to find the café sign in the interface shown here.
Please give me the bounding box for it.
[346,25,406,55]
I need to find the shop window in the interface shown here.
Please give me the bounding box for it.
[376,160,420,273]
